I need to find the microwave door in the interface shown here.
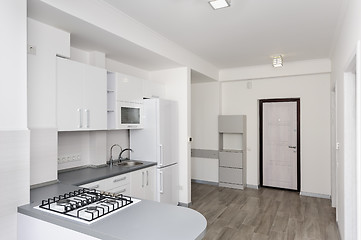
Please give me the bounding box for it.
[121,106,140,124]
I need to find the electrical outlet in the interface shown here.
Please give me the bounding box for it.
[58,154,81,164]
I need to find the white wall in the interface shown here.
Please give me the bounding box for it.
[221,74,331,195]
[220,58,331,81]
[106,58,149,80]
[191,82,220,182]
[150,67,192,204]
[0,2,28,131]
[331,0,361,238]
[0,1,29,239]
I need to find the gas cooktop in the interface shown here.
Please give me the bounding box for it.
[35,188,140,224]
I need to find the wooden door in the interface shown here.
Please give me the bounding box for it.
[260,99,300,191]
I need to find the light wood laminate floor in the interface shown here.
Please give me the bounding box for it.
[190,183,340,240]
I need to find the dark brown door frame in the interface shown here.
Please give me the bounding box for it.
[259,98,301,192]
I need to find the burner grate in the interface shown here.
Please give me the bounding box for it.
[38,188,134,222]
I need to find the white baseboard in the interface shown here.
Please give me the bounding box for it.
[191,179,219,186]
[300,191,331,199]
[246,184,260,189]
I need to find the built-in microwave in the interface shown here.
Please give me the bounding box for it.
[117,101,143,129]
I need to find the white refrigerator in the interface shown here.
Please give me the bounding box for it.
[130,98,179,205]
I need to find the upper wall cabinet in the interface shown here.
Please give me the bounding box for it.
[107,72,144,130]
[56,57,107,131]
[113,72,143,103]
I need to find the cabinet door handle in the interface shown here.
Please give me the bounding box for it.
[85,109,89,128]
[77,108,82,128]
[113,176,126,183]
[89,184,99,189]
[142,171,144,188]
[146,170,149,186]
[159,171,164,194]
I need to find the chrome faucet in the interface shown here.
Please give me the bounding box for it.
[118,148,133,162]
[109,144,122,166]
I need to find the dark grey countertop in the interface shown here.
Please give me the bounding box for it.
[58,160,157,186]
[18,161,207,240]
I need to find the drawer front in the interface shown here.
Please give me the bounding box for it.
[79,181,102,190]
[108,184,130,195]
[101,173,130,191]
[219,167,243,185]
[79,173,130,191]
[219,151,242,168]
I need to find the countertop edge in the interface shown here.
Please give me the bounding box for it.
[58,161,157,186]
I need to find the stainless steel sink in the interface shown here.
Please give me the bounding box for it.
[115,160,143,167]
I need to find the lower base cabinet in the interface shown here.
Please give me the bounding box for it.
[130,166,156,201]
[79,166,156,201]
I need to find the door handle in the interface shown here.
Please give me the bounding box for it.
[288,146,296,149]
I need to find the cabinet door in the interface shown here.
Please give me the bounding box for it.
[144,166,156,201]
[130,169,145,199]
[116,73,143,103]
[57,58,83,131]
[83,65,107,130]
[130,167,156,200]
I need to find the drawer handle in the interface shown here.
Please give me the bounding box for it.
[114,188,126,194]
[89,184,99,189]
[113,177,126,183]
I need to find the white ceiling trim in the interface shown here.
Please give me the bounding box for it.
[219,58,331,81]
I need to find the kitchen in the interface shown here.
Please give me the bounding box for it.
[1,0,360,240]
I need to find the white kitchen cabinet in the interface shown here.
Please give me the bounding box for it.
[142,79,165,99]
[107,72,144,129]
[218,115,247,190]
[130,166,156,201]
[57,57,107,131]
[114,72,143,103]
[79,173,130,194]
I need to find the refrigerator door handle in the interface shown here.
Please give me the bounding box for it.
[159,144,164,166]
[159,170,164,194]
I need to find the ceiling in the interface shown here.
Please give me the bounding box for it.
[28,0,345,72]
[103,0,345,68]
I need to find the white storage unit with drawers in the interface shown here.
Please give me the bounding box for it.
[218,115,247,190]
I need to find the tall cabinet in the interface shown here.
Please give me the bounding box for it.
[218,115,247,189]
